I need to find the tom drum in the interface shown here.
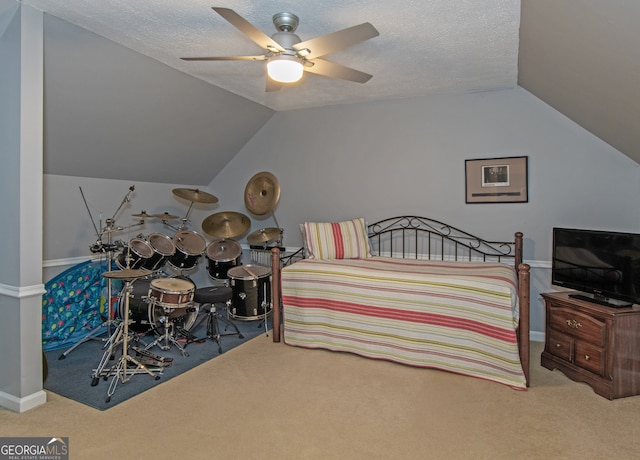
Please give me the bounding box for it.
[228,265,272,321]
[168,231,206,270]
[116,238,154,270]
[206,239,242,280]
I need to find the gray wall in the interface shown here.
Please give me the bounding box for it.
[208,88,640,336]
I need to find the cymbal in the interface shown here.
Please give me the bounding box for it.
[132,211,152,218]
[102,268,151,280]
[202,211,251,239]
[247,227,282,245]
[172,188,219,204]
[244,172,280,216]
[152,212,180,220]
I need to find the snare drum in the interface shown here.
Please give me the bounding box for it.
[116,238,154,270]
[124,278,198,333]
[146,233,176,271]
[149,277,195,309]
[168,231,206,270]
[228,265,272,320]
[206,239,242,280]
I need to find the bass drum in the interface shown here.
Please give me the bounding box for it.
[122,278,198,333]
[228,265,272,321]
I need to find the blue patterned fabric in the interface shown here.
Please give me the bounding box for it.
[42,260,117,351]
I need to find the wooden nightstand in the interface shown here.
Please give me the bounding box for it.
[541,291,640,399]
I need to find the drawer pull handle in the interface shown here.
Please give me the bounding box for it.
[566,319,582,329]
[584,355,590,361]
[555,343,561,348]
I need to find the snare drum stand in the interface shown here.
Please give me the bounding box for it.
[105,275,162,403]
[144,306,191,357]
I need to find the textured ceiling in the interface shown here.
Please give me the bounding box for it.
[22,0,520,111]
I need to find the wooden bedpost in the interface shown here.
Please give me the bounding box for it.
[518,263,531,387]
[271,247,281,343]
[514,232,530,386]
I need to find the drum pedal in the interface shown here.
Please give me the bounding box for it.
[132,347,173,367]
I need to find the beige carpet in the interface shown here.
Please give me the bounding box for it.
[2,336,640,459]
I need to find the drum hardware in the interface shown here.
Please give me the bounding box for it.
[60,185,143,361]
[191,286,244,354]
[202,211,251,239]
[152,212,180,220]
[100,268,163,403]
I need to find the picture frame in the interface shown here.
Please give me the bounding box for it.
[465,156,528,203]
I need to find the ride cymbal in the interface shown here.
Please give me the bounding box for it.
[202,211,251,239]
[247,227,282,245]
[172,188,219,204]
[244,172,280,216]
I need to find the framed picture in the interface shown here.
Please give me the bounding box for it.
[465,156,528,203]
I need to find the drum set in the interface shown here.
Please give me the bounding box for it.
[71,174,284,402]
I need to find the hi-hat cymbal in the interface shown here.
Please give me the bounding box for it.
[244,172,280,216]
[102,268,151,280]
[132,211,152,218]
[152,212,180,220]
[202,211,251,239]
[247,227,282,245]
[172,188,219,204]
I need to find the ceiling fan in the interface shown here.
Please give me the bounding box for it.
[181,7,379,91]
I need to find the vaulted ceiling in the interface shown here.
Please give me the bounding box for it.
[18,0,640,174]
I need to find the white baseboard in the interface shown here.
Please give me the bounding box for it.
[0,389,47,413]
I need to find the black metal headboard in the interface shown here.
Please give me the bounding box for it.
[367,216,518,263]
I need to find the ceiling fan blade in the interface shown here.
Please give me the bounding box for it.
[304,59,373,83]
[212,7,285,53]
[293,23,379,60]
[181,55,266,61]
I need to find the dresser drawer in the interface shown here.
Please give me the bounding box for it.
[548,306,607,346]
[574,341,606,376]
[547,330,572,361]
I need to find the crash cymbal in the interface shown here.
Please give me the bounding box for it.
[132,211,153,218]
[244,172,280,216]
[247,227,282,245]
[152,212,180,220]
[172,188,219,204]
[102,268,151,280]
[202,211,251,239]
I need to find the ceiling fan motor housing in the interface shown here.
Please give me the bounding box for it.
[272,12,299,32]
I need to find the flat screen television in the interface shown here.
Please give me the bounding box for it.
[552,227,640,307]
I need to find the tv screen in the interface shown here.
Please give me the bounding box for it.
[552,227,640,307]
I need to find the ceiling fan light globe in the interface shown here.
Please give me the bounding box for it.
[267,56,304,83]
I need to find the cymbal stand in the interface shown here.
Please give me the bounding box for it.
[59,186,139,360]
[90,285,147,386]
[106,279,161,403]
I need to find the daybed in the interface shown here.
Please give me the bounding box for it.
[269,216,530,388]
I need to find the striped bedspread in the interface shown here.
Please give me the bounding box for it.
[281,257,527,389]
